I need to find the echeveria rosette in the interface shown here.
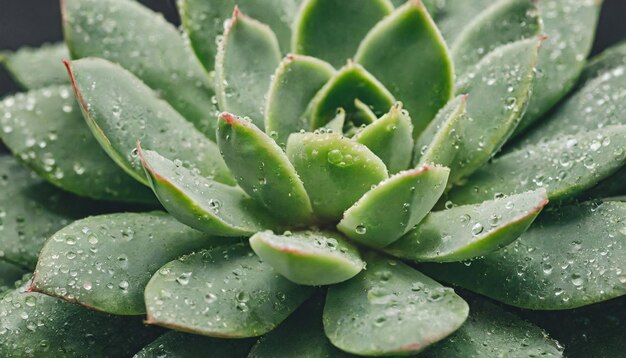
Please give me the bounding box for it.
[0,0,623,356]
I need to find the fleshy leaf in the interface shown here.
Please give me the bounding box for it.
[580,40,626,84]
[0,284,161,357]
[325,108,346,133]
[307,62,395,130]
[217,113,313,225]
[215,8,281,130]
[65,58,234,186]
[338,166,449,249]
[324,253,468,356]
[134,330,254,358]
[286,132,388,222]
[62,0,217,137]
[353,99,378,125]
[0,43,69,89]
[32,212,227,315]
[513,0,601,135]
[144,243,314,337]
[386,189,548,262]
[450,0,542,75]
[139,148,278,237]
[434,0,494,43]
[249,230,365,286]
[355,0,453,137]
[0,262,26,295]
[354,102,414,174]
[292,0,393,67]
[447,125,626,205]
[265,54,335,146]
[421,200,626,309]
[0,86,154,203]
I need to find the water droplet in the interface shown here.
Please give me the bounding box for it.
[471,223,484,236]
[118,280,129,290]
[571,274,584,287]
[176,272,192,286]
[355,224,367,235]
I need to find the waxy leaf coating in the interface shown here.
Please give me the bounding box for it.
[0,43,69,89]
[135,330,254,358]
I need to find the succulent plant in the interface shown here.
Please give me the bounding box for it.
[0,0,625,356]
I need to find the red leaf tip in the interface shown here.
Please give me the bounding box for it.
[220,112,238,124]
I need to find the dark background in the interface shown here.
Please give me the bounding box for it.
[1,0,626,97]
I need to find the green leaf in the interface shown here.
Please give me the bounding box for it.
[386,189,548,263]
[144,243,314,338]
[66,58,234,186]
[355,0,453,137]
[324,253,468,356]
[0,262,26,295]
[585,167,626,199]
[354,102,414,174]
[0,43,69,89]
[338,166,449,249]
[265,54,335,147]
[422,295,563,357]
[0,86,154,203]
[447,125,626,205]
[62,0,217,138]
[579,40,626,84]
[450,0,542,75]
[178,0,303,71]
[32,212,227,315]
[215,8,281,130]
[134,331,254,358]
[421,200,626,309]
[139,148,278,237]
[292,0,393,67]
[513,0,602,135]
[434,0,495,44]
[0,286,161,357]
[217,113,313,225]
[286,133,388,222]
[392,0,439,15]
[353,99,378,126]
[325,108,347,133]
[249,230,365,286]
[307,62,396,130]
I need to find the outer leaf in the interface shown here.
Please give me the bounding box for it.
[0,262,26,295]
[386,189,548,262]
[513,0,601,135]
[451,0,542,75]
[338,166,449,249]
[307,62,396,130]
[139,148,277,237]
[0,284,161,357]
[292,0,393,67]
[421,201,626,309]
[62,0,217,137]
[0,43,69,89]
[354,102,414,174]
[447,125,626,205]
[217,113,313,225]
[65,58,234,186]
[32,212,227,315]
[178,0,302,70]
[0,86,154,203]
[286,133,388,222]
[355,0,453,137]
[144,243,314,337]
[434,0,494,43]
[324,253,468,356]
[393,0,439,15]
[134,331,254,358]
[215,8,281,130]
[265,55,335,146]
[250,230,365,286]
[580,40,626,84]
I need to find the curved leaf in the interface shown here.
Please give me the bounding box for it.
[265,55,335,146]
[325,108,347,133]
[215,8,281,130]
[355,0,453,137]
[0,86,154,203]
[354,102,414,174]
[217,113,313,225]
[421,200,626,309]
[134,330,254,358]
[65,58,234,186]
[338,166,449,249]
[353,99,378,126]
[434,0,495,43]
[447,125,626,205]
[286,133,388,222]
[32,212,227,315]
[62,0,217,137]
[307,62,395,130]
[387,189,548,262]
[144,243,314,338]
[580,40,626,84]
[324,253,468,356]
[250,230,364,286]
[0,43,69,89]
[139,148,277,237]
